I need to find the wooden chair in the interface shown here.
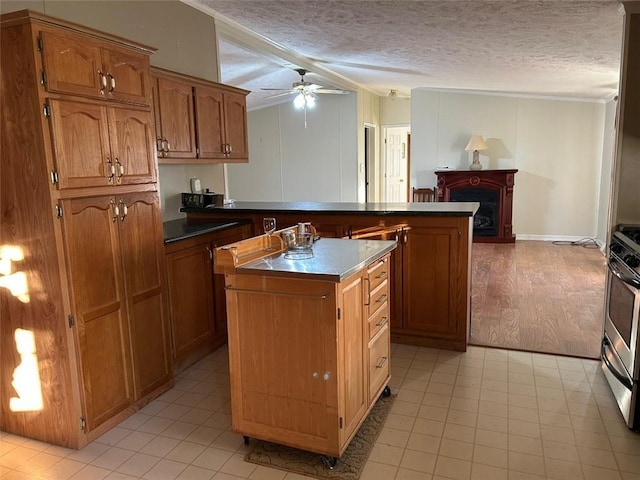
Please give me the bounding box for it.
[412,187,437,202]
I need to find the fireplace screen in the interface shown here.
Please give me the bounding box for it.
[450,188,499,237]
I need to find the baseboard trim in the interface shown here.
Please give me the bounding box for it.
[515,234,604,248]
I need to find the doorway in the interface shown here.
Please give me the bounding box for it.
[383,126,410,202]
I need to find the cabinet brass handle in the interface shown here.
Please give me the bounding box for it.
[207,246,213,262]
[163,139,170,152]
[403,231,408,244]
[106,157,115,179]
[375,271,387,279]
[108,73,116,93]
[119,200,128,221]
[376,316,388,327]
[116,159,124,178]
[376,356,388,369]
[376,294,387,304]
[98,70,107,95]
[111,200,119,223]
[228,144,233,154]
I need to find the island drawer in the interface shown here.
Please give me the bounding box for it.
[367,254,390,291]
[368,323,390,403]
[368,301,389,340]
[367,279,389,318]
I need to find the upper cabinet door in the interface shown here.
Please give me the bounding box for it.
[40,29,151,106]
[194,85,225,159]
[49,99,113,189]
[223,91,249,162]
[154,76,197,158]
[40,29,104,99]
[108,107,157,185]
[101,47,151,106]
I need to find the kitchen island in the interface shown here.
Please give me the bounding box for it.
[215,232,396,458]
[185,201,479,351]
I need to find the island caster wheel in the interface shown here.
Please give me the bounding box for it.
[320,455,337,469]
[243,436,250,445]
[381,386,391,398]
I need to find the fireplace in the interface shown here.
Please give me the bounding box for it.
[436,169,517,243]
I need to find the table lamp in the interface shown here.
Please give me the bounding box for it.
[465,135,488,170]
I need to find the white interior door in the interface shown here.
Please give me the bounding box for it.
[383,126,409,202]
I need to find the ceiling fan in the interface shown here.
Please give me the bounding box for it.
[261,68,351,127]
[261,68,350,104]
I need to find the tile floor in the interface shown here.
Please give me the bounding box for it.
[1,343,639,480]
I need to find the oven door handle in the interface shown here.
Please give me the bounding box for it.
[601,337,633,390]
[608,259,640,289]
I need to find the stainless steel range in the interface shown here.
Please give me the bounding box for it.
[603,225,640,431]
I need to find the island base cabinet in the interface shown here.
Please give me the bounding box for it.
[223,251,389,458]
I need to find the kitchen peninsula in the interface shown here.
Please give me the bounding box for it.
[184,201,479,351]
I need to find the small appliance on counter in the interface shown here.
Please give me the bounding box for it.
[181,190,224,208]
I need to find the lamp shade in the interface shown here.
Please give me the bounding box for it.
[465,135,488,152]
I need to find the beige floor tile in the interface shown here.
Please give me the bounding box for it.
[541,439,580,463]
[430,372,457,385]
[438,438,473,461]
[377,428,411,448]
[138,416,175,435]
[116,453,160,477]
[70,464,112,479]
[426,382,454,397]
[480,389,508,405]
[139,436,181,457]
[184,426,225,446]
[508,419,541,438]
[385,413,416,432]
[247,465,286,479]
[359,460,398,480]
[209,431,245,452]
[507,373,535,386]
[452,385,481,400]
[434,455,472,480]
[402,379,429,393]
[574,429,613,450]
[141,458,188,480]
[449,397,479,414]
[91,448,134,471]
[472,444,508,469]
[540,424,575,444]
[404,369,431,381]
[478,401,509,418]
[405,432,441,454]
[475,429,508,450]
[507,392,537,408]
[446,410,477,428]
[476,414,508,433]
[399,449,436,473]
[417,405,448,422]
[470,462,507,480]
[161,421,199,440]
[369,443,405,466]
[395,467,434,479]
[392,400,421,417]
[219,453,257,477]
[166,441,207,464]
[191,447,233,471]
[442,423,475,443]
[577,445,619,470]
[508,451,545,476]
[13,451,61,476]
[508,434,542,455]
[0,446,41,469]
[481,379,509,393]
[115,431,155,452]
[538,410,572,428]
[396,388,425,404]
[412,418,445,437]
[544,457,584,480]
[42,458,86,480]
[176,465,215,480]
[508,406,539,423]
[582,464,624,480]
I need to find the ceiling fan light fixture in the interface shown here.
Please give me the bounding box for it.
[306,93,316,108]
[294,92,306,109]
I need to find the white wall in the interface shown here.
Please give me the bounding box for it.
[1,0,226,221]
[227,94,358,202]
[598,98,619,244]
[411,90,608,239]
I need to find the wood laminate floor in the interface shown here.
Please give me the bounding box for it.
[469,240,607,359]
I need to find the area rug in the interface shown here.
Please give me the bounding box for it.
[245,394,396,479]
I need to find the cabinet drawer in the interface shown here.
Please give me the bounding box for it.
[367,279,389,317]
[367,255,390,291]
[368,302,390,341]
[369,324,390,402]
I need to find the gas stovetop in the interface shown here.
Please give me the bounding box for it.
[612,225,640,277]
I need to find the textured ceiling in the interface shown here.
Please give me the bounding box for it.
[191,0,625,109]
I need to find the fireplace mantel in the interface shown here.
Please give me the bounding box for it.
[436,169,518,243]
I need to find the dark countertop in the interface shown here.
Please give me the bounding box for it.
[182,201,479,217]
[232,238,397,281]
[163,219,249,244]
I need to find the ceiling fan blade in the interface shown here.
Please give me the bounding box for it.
[265,91,296,99]
[261,88,292,91]
[315,88,351,94]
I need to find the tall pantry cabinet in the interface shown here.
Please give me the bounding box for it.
[0,10,171,448]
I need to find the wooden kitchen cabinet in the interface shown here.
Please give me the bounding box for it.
[39,26,152,105]
[48,98,156,189]
[216,234,393,458]
[1,10,170,448]
[164,225,251,373]
[151,67,249,164]
[61,192,171,430]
